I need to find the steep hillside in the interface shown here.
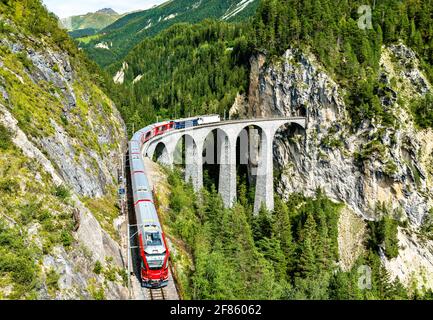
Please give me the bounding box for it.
[107,20,250,132]
[61,8,122,34]
[80,0,259,68]
[0,1,128,299]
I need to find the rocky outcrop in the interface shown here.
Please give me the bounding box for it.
[232,44,433,290]
[381,228,433,291]
[0,14,128,299]
[1,103,128,300]
[236,47,433,226]
[113,62,128,84]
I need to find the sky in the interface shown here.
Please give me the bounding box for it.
[42,0,167,18]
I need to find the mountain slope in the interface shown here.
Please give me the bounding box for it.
[80,0,259,68]
[0,1,127,299]
[61,8,121,33]
[106,20,250,131]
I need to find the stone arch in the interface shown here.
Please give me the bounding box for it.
[274,121,306,137]
[173,133,198,164]
[173,133,202,191]
[152,141,171,166]
[234,124,270,212]
[202,128,230,190]
[235,124,267,179]
[273,121,307,163]
[272,121,307,205]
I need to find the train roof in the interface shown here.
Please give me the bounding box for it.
[155,120,173,125]
[136,201,161,228]
[198,114,220,118]
[174,116,200,122]
[133,173,151,191]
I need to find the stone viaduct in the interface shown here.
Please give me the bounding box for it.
[142,118,306,213]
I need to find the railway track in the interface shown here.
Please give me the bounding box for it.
[147,287,166,300]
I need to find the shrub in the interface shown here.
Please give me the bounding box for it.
[88,280,105,300]
[60,230,73,247]
[0,21,13,33]
[93,260,102,275]
[411,94,433,129]
[16,52,33,70]
[52,64,60,73]
[104,267,117,282]
[421,209,433,240]
[92,288,105,300]
[117,268,128,286]
[0,124,13,150]
[53,185,70,200]
[0,178,20,193]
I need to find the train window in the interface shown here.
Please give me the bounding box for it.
[146,132,151,139]
[138,187,149,192]
[146,253,165,270]
[145,232,162,247]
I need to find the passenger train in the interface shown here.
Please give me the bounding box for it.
[129,115,220,288]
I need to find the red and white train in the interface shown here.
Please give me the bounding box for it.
[129,115,220,288]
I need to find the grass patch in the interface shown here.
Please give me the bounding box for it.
[87,279,105,300]
[46,268,60,296]
[82,192,120,242]
[411,93,433,129]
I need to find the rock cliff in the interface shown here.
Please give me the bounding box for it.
[231,44,433,290]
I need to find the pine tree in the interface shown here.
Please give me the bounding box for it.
[252,205,273,241]
[273,198,295,272]
[297,213,317,278]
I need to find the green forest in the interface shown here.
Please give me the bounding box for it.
[104,0,433,136]
[165,169,433,300]
[80,0,260,67]
[107,20,251,133]
[252,0,433,128]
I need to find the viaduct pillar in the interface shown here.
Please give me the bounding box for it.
[184,135,203,191]
[253,130,275,213]
[218,133,237,208]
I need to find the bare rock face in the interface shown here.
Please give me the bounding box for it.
[381,228,433,291]
[233,45,433,289]
[239,47,433,226]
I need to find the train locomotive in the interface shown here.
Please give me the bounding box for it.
[129,115,220,288]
